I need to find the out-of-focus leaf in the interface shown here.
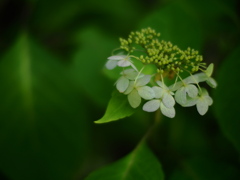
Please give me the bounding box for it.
[139,1,203,50]
[213,45,240,153]
[69,27,118,106]
[169,157,240,180]
[85,143,164,180]
[168,108,209,155]
[95,91,135,124]
[0,32,90,180]
[31,0,85,33]
[31,0,140,34]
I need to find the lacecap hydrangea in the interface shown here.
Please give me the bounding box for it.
[105,28,217,118]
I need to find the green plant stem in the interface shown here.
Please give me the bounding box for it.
[135,109,162,149]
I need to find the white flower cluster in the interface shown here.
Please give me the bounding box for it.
[105,55,217,118]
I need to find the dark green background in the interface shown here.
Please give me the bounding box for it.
[0,0,240,179]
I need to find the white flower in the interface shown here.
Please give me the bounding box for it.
[174,83,198,106]
[169,74,204,106]
[143,81,175,118]
[105,55,137,70]
[154,81,175,108]
[182,88,213,115]
[115,69,138,93]
[124,75,155,108]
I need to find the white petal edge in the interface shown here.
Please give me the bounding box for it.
[123,69,138,80]
[204,96,213,106]
[128,89,141,108]
[156,81,168,89]
[137,86,155,100]
[186,84,198,98]
[117,59,132,67]
[136,75,151,87]
[206,77,217,88]
[181,98,198,107]
[196,98,209,115]
[160,103,176,118]
[124,81,134,94]
[175,87,187,105]
[162,93,175,108]
[152,86,164,99]
[143,100,160,112]
[107,55,126,60]
[105,60,118,70]
[116,76,129,93]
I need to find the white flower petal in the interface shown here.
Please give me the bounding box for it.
[105,60,118,70]
[175,87,187,105]
[204,95,213,106]
[116,76,129,93]
[136,75,151,87]
[143,100,160,112]
[162,93,175,108]
[117,59,132,67]
[128,89,141,108]
[184,73,208,84]
[206,77,217,88]
[169,81,183,91]
[196,98,209,115]
[160,103,175,118]
[107,55,126,60]
[138,86,155,100]
[152,86,164,99]
[186,84,198,98]
[121,68,135,75]
[124,81,134,94]
[122,69,138,80]
[200,88,209,96]
[182,97,198,107]
[156,81,168,89]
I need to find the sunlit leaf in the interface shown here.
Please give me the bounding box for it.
[85,143,164,180]
[95,91,135,124]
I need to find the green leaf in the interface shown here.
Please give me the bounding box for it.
[31,0,85,33]
[85,143,164,180]
[0,32,90,180]
[95,91,135,124]
[213,45,240,153]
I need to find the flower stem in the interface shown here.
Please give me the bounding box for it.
[136,109,162,148]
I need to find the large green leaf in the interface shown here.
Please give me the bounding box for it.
[95,91,135,124]
[213,45,240,153]
[85,143,164,180]
[0,32,90,180]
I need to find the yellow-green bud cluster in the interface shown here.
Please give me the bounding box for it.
[119,27,205,76]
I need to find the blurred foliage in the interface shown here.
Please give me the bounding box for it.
[86,143,164,180]
[0,0,240,180]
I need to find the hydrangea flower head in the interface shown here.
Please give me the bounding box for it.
[104,27,217,118]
